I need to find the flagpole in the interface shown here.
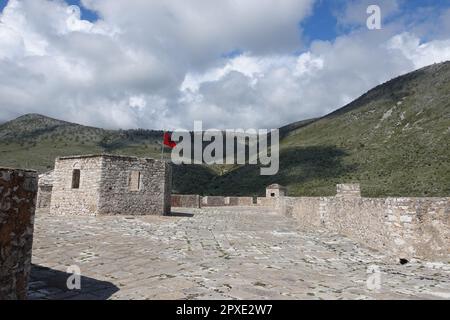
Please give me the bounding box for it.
[161,131,165,161]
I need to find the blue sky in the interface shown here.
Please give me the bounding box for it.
[0,0,99,21]
[300,0,450,43]
[301,0,339,42]
[64,0,98,21]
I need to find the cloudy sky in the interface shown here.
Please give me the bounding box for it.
[0,0,449,130]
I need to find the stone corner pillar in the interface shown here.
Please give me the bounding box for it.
[0,168,38,300]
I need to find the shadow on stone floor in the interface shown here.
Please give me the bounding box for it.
[168,211,195,217]
[28,264,119,300]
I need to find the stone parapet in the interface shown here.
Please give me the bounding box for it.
[171,194,201,208]
[0,168,38,300]
[279,194,449,262]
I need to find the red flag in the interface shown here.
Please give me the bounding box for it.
[163,132,177,149]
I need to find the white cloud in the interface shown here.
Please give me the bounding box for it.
[0,0,449,130]
[176,29,450,129]
[387,33,450,69]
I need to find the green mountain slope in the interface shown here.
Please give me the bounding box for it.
[0,61,449,197]
[0,113,164,171]
[203,61,450,197]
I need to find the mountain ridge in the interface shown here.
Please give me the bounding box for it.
[1,60,449,197]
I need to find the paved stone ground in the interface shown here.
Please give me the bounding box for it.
[29,207,450,300]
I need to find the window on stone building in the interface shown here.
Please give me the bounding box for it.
[72,169,80,189]
[129,171,141,191]
[271,193,275,197]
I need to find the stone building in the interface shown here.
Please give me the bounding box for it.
[49,155,172,216]
[0,168,38,300]
[266,184,287,198]
[37,170,53,209]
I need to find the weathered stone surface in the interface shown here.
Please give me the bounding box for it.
[279,194,450,261]
[172,195,255,208]
[201,196,226,207]
[0,168,37,300]
[171,194,201,208]
[30,207,450,300]
[49,155,171,216]
[225,197,254,206]
[257,197,277,207]
[37,171,53,209]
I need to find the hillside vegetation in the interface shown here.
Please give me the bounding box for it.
[1,61,449,197]
[202,61,450,197]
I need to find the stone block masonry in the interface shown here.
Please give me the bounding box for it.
[171,195,255,208]
[36,185,52,209]
[201,196,226,207]
[257,197,277,207]
[171,184,449,262]
[225,197,254,206]
[50,155,171,216]
[171,194,201,208]
[0,168,38,300]
[278,184,449,262]
[37,171,53,209]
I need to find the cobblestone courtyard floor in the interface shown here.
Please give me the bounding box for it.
[30,207,450,300]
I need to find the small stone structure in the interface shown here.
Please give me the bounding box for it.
[50,155,171,216]
[37,171,53,209]
[0,168,38,300]
[266,184,287,198]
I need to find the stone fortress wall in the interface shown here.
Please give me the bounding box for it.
[171,195,201,208]
[201,196,226,207]
[278,185,449,262]
[226,196,253,206]
[171,195,255,208]
[0,168,38,300]
[49,155,171,216]
[35,154,448,262]
[172,184,449,262]
[3,159,446,301]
